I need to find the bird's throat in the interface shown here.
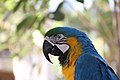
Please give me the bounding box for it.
[62,51,80,80]
[62,37,83,80]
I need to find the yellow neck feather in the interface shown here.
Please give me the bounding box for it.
[62,37,82,80]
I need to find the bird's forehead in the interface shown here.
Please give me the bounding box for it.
[45,27,74,37]
[45,34,66,42]
[45,27,86,37]
[44,27,87,44]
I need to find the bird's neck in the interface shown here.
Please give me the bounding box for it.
[82,42,98,55]
[84,44,94,52]
[62,39,82,80]
[79,37,98,54]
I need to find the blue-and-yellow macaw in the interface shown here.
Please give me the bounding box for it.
[42,27,119,80]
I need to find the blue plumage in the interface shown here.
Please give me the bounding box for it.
[43,27,119,80]
[58,27,119,80]
[75,54,118,80]
[61,27,119,80]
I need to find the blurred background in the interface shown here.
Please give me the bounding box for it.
[0,0,120,80]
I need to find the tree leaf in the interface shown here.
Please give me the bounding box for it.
[48,1,64,21]
[37,15,47,35]
[16,15,37,33]
[13,0,27,12]
[76,0,84,3]
[49,11,64,21]
[12,0,23,12]
[22,1,27,13]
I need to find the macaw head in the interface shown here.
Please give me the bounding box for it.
[43,27,92,66]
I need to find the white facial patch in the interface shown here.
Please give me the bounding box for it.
[44,35,69,54]
[56,44,69,53]
[45,36,54,46]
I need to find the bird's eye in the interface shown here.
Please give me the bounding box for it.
[56,34,66,39]
[55,34,67,44]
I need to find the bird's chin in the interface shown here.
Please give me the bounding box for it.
[58,50,69,66]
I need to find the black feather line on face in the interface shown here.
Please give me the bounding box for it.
[58,49,70,66]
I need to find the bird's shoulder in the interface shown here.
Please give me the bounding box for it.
[74,53,102,80]
[74,53,118,80]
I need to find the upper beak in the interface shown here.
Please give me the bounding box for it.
[43,40,53,63]
[43,40,64,64]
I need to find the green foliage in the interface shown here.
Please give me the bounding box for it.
[16,15,37,33]
[37,15,46,35]
[49,2,64,21]
[13,0,23,12]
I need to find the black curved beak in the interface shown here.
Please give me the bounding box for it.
[43,40,64,64]
[43,40,53,63]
